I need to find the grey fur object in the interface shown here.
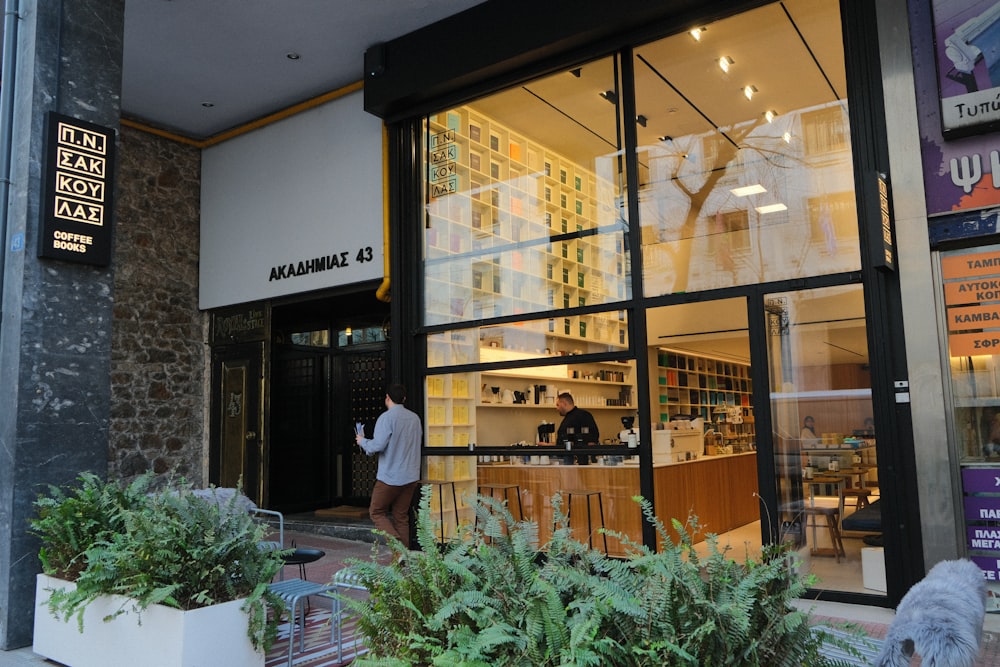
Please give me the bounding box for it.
[875,558,987,667]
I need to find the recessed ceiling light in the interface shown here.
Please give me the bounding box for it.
[599,90,618,104]
[764,109,777,123]
[690,28,705,41]
[569,67,582,77]
[719,56,734,73]
[658,135,673,143]
[743,85,757,101]
[755,203,788,214]
[286,52,301,60]
[636,114,647,127]
[201,102,215,108]
[731,184,767,197]
[783,131,792,143]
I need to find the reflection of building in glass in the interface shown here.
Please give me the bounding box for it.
[640,101,860,297]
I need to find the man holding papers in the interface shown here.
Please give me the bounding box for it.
[355,383,423,548]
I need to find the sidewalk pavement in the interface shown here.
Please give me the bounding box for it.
[4,517,1000,666]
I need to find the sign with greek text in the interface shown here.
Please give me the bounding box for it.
[964,494,1000,520]
[970,555,1000,579]
[963,466,1000,491]
[942,249,1000,354]
[39,112,116,265]
[933,0,1000,138]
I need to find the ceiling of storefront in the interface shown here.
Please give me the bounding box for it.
[117,0,866,367]
[121,0,486,140]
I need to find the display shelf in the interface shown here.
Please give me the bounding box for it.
[655,349,754,445]
[423,107,624,331]
[424,373,478,540]
[424,455,477,540]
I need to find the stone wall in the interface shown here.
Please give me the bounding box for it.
[109,127,205,484]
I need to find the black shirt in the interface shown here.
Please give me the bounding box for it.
[557,407,600,445]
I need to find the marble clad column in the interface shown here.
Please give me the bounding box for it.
[0,0,124,649]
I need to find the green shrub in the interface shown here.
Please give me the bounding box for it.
[342,488,862,666]
[29,473,285,651]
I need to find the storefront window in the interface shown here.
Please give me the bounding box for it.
[634,0,859,296]
[422,56,629,327]
[941,244,1000,606]
[766,284,875,594]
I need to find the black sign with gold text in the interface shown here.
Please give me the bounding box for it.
[39,112,116,265]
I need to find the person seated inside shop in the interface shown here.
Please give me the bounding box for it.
[800,415,820,446]
[555,392,599,465]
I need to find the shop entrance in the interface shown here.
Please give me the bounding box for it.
[646,285,876,594]
[268,293,390,512]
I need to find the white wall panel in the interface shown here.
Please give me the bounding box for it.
[200,90,383,309]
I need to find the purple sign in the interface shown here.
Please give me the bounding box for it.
[970,555,1000,580]
[963,466,1000,492]
[963,494,1000,520]
[968,524,1000,550]
[913,0,1000,216]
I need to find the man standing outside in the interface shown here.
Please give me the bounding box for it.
[356,383,422,548]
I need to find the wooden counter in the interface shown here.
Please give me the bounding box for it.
[477,452,758,557]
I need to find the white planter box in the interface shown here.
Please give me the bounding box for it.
[33,574,264,667]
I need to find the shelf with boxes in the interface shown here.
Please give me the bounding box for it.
[480,360,634,411]
[423,106,625,330]
[423,455,477,541]
[655,348,754,446]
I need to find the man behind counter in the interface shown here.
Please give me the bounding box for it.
[555,392,599,464]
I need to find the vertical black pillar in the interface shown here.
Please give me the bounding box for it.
[0,0,124,649]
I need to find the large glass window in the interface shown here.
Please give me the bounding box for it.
[423,56,629,326]
[634,0,859,296]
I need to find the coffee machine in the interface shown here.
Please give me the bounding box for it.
[619,415,639,448]
[537,421,555,444]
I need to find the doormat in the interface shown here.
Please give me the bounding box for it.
[265,608,367,667]
[314,506,370,520]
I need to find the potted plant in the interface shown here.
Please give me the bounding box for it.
[29,472,285,667]
[341,488,866,666]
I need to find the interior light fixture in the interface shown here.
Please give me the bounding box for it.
[782,131,792,143]
[689,27,705,41]
[755,203,788,214]
[636,114,648,127]
[731,184,767,197]
[658,135,673,143]
[570,67,582,77]
[764,109,777,123]
[599,90,618,104]
[201,102,215,108]
[718,56,734,73]
[286,52,301,60]
[743,85,757,101]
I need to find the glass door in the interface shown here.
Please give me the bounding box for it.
[765,284,877,595]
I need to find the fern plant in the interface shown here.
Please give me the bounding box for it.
[29,473,285,651]
[342,488,864,666]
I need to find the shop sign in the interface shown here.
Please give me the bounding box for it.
[211,303,267,345]
[932,0,1000,138]
[942,250,1000,355]
[963,465,1000,491]
[873,173,895,271]
[39,112,115,266]
[429,129,458,197]
[970,555,1000,580]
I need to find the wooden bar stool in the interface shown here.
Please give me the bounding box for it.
[802,506,846,561]
[561,489,609,555]
[420,479,458,545]
[477,482,524,521]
